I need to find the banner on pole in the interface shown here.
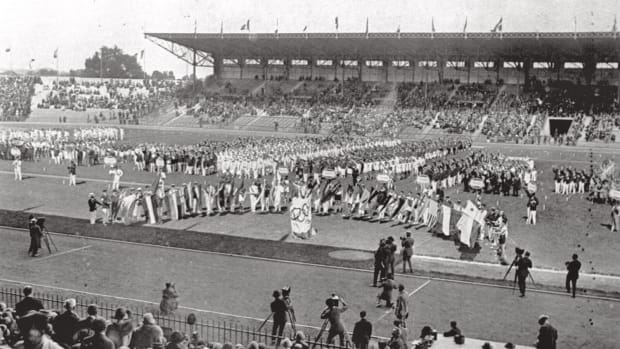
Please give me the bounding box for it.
[469,178,484,190]
[278,167,289,175]
[322,169,336,178]
[527,182,537,193]
[416,175,430,185]
[376,174,391,182]
[290,196,314,239]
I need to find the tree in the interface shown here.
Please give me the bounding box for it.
[83,46,145,79]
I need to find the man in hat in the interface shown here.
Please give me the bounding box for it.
[565,254,581,298]
[88,193,102,225]
[536,315,557,349]
[516,251,533,297]
[28,218,43,257]
[352,311,372,349]
[270,290,289,345]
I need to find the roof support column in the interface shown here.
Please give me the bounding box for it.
[583,55,597,85]
[384,60,390,82]
[495,58,502,83]
[262,57,268,80]
[213,56,222,79]
[410,59,416,82]
[466,57,473,84]
[239,57,245,79]
[358,58,363,81]
[523,58,532,93]
[437,58,445,83]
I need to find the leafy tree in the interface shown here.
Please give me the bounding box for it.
[83,46,145,78]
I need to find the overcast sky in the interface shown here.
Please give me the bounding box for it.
[0,0,618,78]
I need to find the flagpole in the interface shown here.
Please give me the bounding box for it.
[56,53,59,85]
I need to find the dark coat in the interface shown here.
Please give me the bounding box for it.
[352,319,372,345]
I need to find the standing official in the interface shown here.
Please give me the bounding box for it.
[371,239,386,287]
[13,156,22,181]
[28,218,42,257]
[270,290,289,345]
[565,254,581,298]
[352,311,372,349]
[394,284,409,328]
[68,160,77,186]
[88,193,102,225]
[401,232,414,274]
[527,195,539,225]
[516,251,533,297]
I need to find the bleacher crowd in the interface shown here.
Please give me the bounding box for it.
[0,76,37,121]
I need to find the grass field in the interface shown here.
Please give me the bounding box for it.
[2,228,619,349]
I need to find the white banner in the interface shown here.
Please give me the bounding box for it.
[104,156,117,166]
[469,178,484,190]
[416,175,430,185]
[278,167,289,175]
[376,174,391,182]
[442,205,451,237]
[527,182,537,193]
[322,169,336,178]
[290,196,313,239]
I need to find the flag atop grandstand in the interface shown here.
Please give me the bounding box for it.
[613,16,617,33]
[491,17,503,32]
[431,17,436,33]
[365,17,369,36]
[302,25,307,32]
[396,25,400,33]
[53,49,58,59]
[335,17,339,30]
[140,50,144,59]
[463,17,468,33]
[275,18,279,34]
[241,19,250,31]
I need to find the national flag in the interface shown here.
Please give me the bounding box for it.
[240,23,246,31]
[456,200,480,247]
[275,18,279,34]
[247,19,251,31]
[302,25,307,32]
[424,199,439,228]
[431,17,436,33]
[4,48,10,53]
[53,49,58,59]
[491,17,503,32]
[463,17,468,33]
[396,25,400,33]
[335,16,339,30]
[140,49,144,59]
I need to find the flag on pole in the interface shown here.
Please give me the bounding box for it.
[4,48,10,53]
[240,23,246,30]
[302,25,307,32]
[275,18,279,34]
[247,19,251,31]
[365,17,369,36]
[491,17,503,32]
[463,17,468,33]
[220,20,224,35]
[456,200,480,247]
[29,58,35,70]
[140,49,144,59]
[396,25,400,33]
[431,17,436,33]
[441,204,452,237]
[574,16,577,38]
[53,48,58,59]
[335,16,339,30]
[613,15,617,33]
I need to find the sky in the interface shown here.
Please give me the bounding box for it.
[0,0,618,78]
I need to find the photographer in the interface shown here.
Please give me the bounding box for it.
[400,232,414,274]
[320,295,348,347]
[516,251,533,297]
[565,254,581,298]
[270,290,289,345]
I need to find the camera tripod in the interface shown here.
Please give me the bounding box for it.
[502,256,536,292]
[311,310,352,349]
[257,309,297,333]
[41,228,59,254]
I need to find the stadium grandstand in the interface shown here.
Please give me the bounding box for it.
[141,31,620,142]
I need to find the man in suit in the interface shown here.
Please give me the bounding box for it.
[75,304,102,344]
[52,299,80,349]
[28,218,43,257]
[352,311,372,349]
[516,252,533,297]
[401,232,414,274]
[536,315,558,349]
[565,254,581,298]
[371,239,386,287]
[270,290,289,345]
[14,286,44,318]
[81,318,115,349]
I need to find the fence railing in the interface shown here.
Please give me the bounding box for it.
[0,287,350,349]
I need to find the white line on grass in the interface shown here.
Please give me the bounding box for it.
[32,245,92,262]
[377,280,432,321]
[1,226,620,302]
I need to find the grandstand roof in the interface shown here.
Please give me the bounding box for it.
[145,31,620,61]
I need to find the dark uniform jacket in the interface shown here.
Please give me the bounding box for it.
[352,319,372,345]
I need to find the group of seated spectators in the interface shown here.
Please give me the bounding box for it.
[0,76,37,121]
[0,286,312,349]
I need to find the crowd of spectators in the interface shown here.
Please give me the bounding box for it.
[0,76,37,121]
[36,79,180,124]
